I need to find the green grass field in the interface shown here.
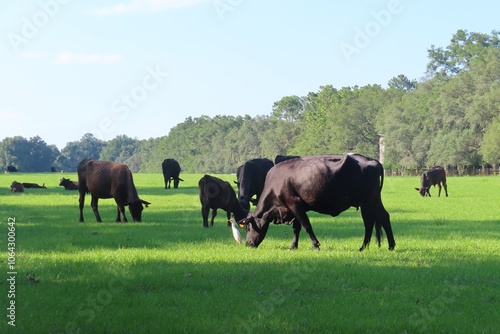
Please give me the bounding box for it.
[0,173,499,333]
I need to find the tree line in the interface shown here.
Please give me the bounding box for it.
[2,30,499,174]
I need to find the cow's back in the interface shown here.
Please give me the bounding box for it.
[78,159,132,199]
[258,154,382,216]
[199,175,234,209]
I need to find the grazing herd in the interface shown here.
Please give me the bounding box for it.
[6,155,452,252]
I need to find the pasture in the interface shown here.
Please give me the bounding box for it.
[0,173,499,333]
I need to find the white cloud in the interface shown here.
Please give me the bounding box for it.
[92,0,210,16]
[55,52,123,65]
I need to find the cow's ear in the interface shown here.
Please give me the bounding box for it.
[141,200,151,208]
[415,188,420,191]
[234,181,239,185]
[237,218,247,228]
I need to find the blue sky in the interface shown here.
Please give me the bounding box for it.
[1,0,499,149]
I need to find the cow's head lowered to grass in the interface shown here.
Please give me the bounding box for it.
[127,199,151,222]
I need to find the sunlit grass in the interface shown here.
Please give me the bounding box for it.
[0,173,499,333]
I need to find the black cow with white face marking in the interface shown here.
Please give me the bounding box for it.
[235,158,274,211]
[238,154,395,251]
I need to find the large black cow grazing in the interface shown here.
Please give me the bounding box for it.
[77,159,150,223]
[59,177,79,190]
[162,158,183,189]
[235,158,274,211]
[415,166,448,197]
[198,175,248,228]
[238,154,396,251]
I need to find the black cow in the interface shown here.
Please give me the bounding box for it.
[22,182,46,189]
[235,158,274,211]
[10,181,24,192]
[198,175,248,228]
[162,159,183,189]
[274,155,300,164]
[59,177,79,190]
[238,154,396,251]
[77,159,150,222]
[7,166,18,172]
[415,166,448,197]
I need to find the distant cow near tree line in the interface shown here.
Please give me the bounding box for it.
[162,158,183,189]
[415,166,448,197]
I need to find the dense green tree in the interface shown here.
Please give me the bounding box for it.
[271,95,304,122]
[0,136,59,172]
[99,135,139,164]
[56,134,105,172]
[481,116,500,164]
[388,74,417,92]
[427,29,500,77]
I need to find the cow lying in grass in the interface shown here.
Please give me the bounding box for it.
[10,181,24,192]
[59,177,79,190]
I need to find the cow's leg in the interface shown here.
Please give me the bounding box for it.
[120,205,128,223]
[226,211,231,227]
[78,191,85,222]
[360,206,376,251]
[289,206,320,250]
[443,181,448,197]
[116,206,121,222]
[91,196,102,223]
[290,220,301,250]
[201,205,210,227]
[116,205,127,222]
[210,208,217,226]
[374,201,396,251]
[437,183,442,197]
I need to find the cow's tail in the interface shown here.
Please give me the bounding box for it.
[378,161,384,193]
[375,161,385,247]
